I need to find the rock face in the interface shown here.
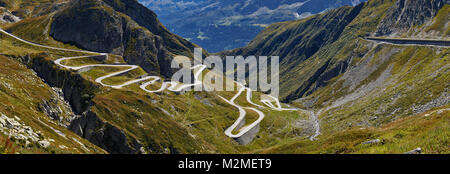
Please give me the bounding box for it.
[375,0,449,36]
[34,86,76,127]
[69,111,143,154]
[50,0,199,77]
[29,55,96,115]
[50,1,125,55]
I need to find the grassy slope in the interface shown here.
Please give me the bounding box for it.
[258,107,449,154]
[313,45,449,133]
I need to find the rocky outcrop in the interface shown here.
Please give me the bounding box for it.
[0,7,20,24]
[28,55,97,115]
[69,111,144,154]
[38,100,63,122]
[0,113,52,148]
[37,87,76,127]
[50,1,125,55]
[375,0,448,36]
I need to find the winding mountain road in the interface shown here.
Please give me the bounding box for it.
[0,28,314,144]
[3,26,449,144]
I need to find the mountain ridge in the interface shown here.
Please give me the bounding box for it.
[139,0,368,53]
